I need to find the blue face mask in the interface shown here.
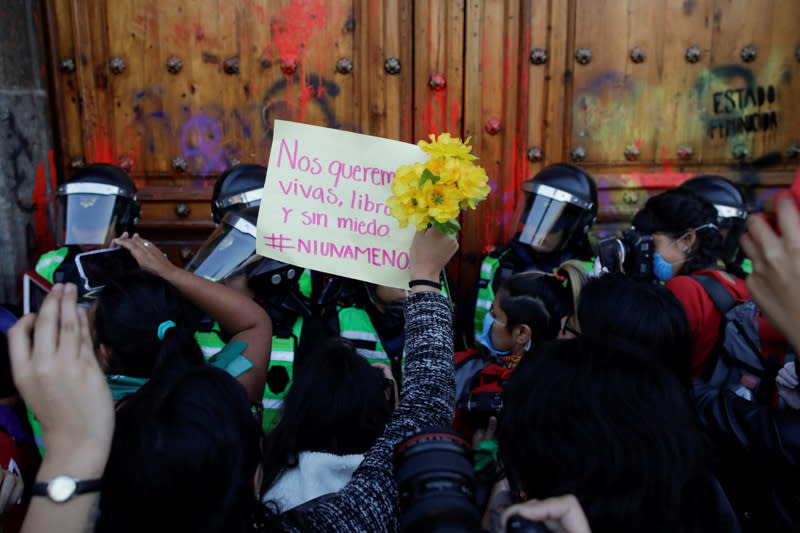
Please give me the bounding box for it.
[479,313,511,356]
[652,252,675,282]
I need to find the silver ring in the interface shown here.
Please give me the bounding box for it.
[143,241,151,247]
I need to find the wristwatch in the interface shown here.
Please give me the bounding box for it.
[32,475,102,503]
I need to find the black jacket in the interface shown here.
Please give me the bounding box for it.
[693,378,800,531]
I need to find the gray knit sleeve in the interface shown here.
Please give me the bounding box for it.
[281,291,455,532]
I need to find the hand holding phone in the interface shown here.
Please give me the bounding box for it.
[111,233,177,279]
[75,247,140,291]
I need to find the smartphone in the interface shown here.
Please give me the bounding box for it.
[75,248,139,291]
[22,271,52,314]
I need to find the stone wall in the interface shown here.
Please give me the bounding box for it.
[0,1,55,307]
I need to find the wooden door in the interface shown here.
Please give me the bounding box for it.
[43,0,800,293]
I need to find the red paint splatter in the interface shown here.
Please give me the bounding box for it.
[449,101,461,139]
[85,126,141,174]
[32,151,56,255]
[172,22,191,49]
[254,5,266,25]
[270,0,327,74]
[620,171,696,189]
[421,87,448,136]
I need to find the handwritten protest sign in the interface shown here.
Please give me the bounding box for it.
[256,120,428,289]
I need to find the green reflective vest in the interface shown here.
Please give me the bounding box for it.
[261,269,314,433]
[195,323,226,359]
[474,250,510,347]
[261,317,304,433]
[34,247,69,283]
[337,305,392,368]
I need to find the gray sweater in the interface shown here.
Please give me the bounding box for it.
[281,291,455,532]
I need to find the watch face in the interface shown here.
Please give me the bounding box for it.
[47,476,77,503]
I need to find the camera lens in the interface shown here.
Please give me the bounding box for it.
[393,427,479,532]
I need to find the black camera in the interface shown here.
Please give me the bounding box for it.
[393,427,548,533]
[597,227,654,281]
[456,392,503,431]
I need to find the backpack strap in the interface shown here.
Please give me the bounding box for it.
[692,274,765,382]
[691,274,737,315]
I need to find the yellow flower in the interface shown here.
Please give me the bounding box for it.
[424,158,446,179]
[423,182,463,223]
[456,163,490,203]
[418,133,476,161]
[387,188,430,228]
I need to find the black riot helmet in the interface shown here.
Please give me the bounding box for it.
[680,175,748,263]
[56,163,140,247]
[186,206,309,329]
[186,206,298,287]
[512,163,597,254]
[211,164,267,223]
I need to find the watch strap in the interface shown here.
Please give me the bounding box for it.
[32,476,102,502]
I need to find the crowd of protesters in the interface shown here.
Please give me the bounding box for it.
[3,159,800,533]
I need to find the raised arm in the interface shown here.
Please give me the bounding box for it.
[285,228,458,532]
[113,233,272,402]
[8,284,114,533]
[740,193,800,350]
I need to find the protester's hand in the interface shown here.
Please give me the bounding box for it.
[776,361,800,409]
[0,468,23,517]
[473,416,498,448]
[500,494,591,533]
[741,195,800,349]
[112,232,176,279]
[7,284,114,461]
[408,227,459,284]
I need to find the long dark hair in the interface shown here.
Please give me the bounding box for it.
[97,365,274,533]
[497,261,586,351]
[577,274,692,381]
[260,339,393,495]
[94,270,204,377]
[632,188,724,276]
[498,337,714,532]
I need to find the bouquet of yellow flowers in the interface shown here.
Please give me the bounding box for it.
[386,133,490,234]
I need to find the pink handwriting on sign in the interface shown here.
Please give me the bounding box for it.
[295,238,409,271]
[276,138,323,174]
[277,137,397,189]
[262,234,295,251]
[277,179,342,206]
[328,160,395,188]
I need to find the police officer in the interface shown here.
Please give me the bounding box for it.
[211,163,268,224]
[188,163,318,432]
[680,175,750,275]
[34,164,140,284]
[317,278,408,379]
[473,163,597,346]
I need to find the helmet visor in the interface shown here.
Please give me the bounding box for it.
[514,184,590,253]
[60,194,119,246]
[185,214,257,282]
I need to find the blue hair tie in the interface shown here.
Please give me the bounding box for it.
[157,320,176,340]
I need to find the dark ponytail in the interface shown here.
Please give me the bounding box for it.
[94,271,204,378]
[632,188,724,276]
[498,262,586,351]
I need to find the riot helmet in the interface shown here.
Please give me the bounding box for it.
[512,163,597,254]
[187,206,297,286]
[211,164,267,223]
[186,206,308,329]
[680,175,747,263]
[56,164,140,247]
